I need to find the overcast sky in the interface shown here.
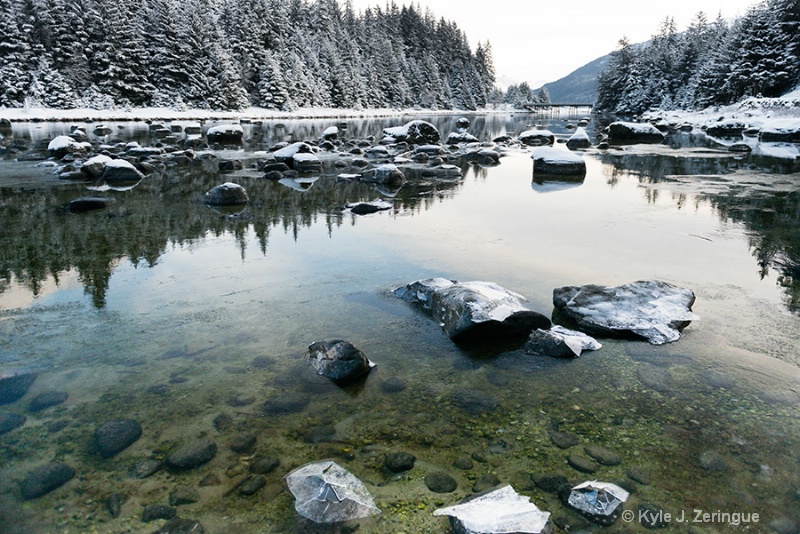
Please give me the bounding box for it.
[349,0,761,88]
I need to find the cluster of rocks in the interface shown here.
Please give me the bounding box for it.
[394,278,698,350]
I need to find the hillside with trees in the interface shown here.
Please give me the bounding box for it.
[596,0,800,114]
[0,0,495,111]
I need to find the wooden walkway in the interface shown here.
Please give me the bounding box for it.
[523,103,594,117]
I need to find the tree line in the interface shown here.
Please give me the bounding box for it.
[596,0,800,114]
[0,0,496,111]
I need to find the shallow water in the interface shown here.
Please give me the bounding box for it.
[0,114,799,533]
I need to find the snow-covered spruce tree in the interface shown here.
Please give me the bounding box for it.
[0,0,33,107]
[595,37,636,112]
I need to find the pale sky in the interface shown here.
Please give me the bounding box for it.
[349,0,761,88]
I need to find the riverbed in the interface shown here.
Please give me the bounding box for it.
[0,114,799,533]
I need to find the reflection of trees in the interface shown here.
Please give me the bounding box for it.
[0,159,465,308]
[598,150,800,314]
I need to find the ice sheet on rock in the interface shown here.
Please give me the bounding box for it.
[393,278,455,309]
[550,325,602,356]
[285,460,380,524]
[434,485,553,534]
[553,280,699,345]
[568,481,629,517]
[448,281,528,324]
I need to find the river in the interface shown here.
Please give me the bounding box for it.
[0,114,798,533]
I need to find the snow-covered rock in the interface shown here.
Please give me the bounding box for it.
[47,135,81,158]
[273,142,315,166]
[553,280,699,345]
[759,118,800,142]
[206,124,243,145]
[566,127,592,150]
[204,182,249,206]
[396,279,551,342]
[519,129,555,146]
[383,120,440,145]
[704,118,748,137]
[292,152,322,173]
[101,159,145,182]
[607,122,665,142]
[524,325,602,358]
[347,199,393,215]
[393,278,456,309]
[360,164,406,186]
[434,485,553,534]
[446,131,479,144]
[320,126,339,140]
[532,147,586,176]
[80,155,113,178]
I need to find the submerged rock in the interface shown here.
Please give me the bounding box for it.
[0,412,26,435]
[94,419,143,458]
[68,196,116,213]
[552,280,698,345]
[166,439,217,469]
[347,199,393,215]
[21,463,75,500]
[206,124,243,145]
[307,340,375,382]
[0,370,37,405]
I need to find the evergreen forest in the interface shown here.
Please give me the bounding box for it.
[596,0,800,114]
[0,0,496,111]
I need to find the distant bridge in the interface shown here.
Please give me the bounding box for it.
[523,103,594,117]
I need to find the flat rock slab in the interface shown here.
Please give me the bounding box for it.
[553,280,699,345]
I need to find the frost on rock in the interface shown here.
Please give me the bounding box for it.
[553,280,699,345]
[396,279,551,341]
[524,325,602,358]
[382,120,440,145]
[434,485,553,534]
[567,481,629,525]
[519,129,555,146]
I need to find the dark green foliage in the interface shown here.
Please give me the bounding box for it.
[0,0,494,111]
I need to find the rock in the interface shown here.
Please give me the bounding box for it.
[129,459,162,479]
[429,281,551,341]
[446,131,479,144]
[106,493,124,518]
[627,467,651,485]
[0,371,37,405]
[0,412,26,435]
[263,392,309,415]
[532,146,586,176]
[728,143,753,153]
[566,127,592,150]
[704,119,747,137]
[166,439,217,469]
[425,471,457,493]
[142,504,177,522]
[303,425,335,443]
[421,164,463,178]
[169,486,200,506]
[213,412,233,432]
[249,456,280,474]
[567,455,598,474]
[206,124,243,145]
[273,141,315,164]
[393,278,456,310]
[94,419,143,458]
[151,518,206,534]
[584,445,622,466]
[204,182,248,206]
[307,340,375,382]
[361,163,406,186]
[760,119,800,142]
[607,122,666,142]
[452,389,499,415]
[229,432,257,453]
[532,474,569,494]
[347,199,393,215]
[455,117,471,131]
[385,452,416,473]
[21,463,75,500]
[239,475,267,496]
[292,152,322,173]
[320,126,339,141]
[636,363,672,392]
[472,473,501,493]
[101,159,145,182]
[699,451,729,472]
[80,154,112,177]
[524,326,601,358]
[28,391,68,412]
[217,159,243,172]
[552,280,698,345]
[380,376,407,393]
[519,129,555,146]
[68,196,116,213]
[383,120,440,144]
[47,135,81,158]
[550,431,580,449]
[453,457,474,470]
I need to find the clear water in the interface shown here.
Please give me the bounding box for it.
[0,115,799,533]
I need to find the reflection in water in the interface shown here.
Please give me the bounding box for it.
[0,115,799,533]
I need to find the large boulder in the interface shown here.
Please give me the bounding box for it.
[383,120,440,145]
[273,142,315,166]
[21,463,75,500]
[80,154,113,178]
[607,122,665,142]
[759,118,800,142]
[553,280,699,345]
[704,119,747,137]
[532,147,586,176]
[47,135,82,159]
[396,279,551,341]
[307,340,375,382]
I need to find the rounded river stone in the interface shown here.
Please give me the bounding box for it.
[0,412,26,435]
[94,419,143,458]
[21,463,75,500]
[167,439,217,469]
[28,391,68,412]
[249,456,280,475]
[425,471,457,493]
[385,452,416,473]
[584,445,622,466]
[567,455,598,474]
